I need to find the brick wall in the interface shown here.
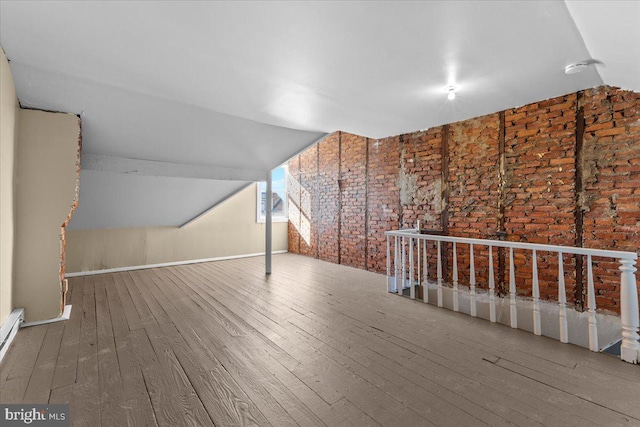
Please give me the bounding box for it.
[288,86,640,314]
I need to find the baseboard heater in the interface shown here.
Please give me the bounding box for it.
[0,308,24,363]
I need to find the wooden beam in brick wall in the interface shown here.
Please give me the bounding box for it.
[497,111,507,295]
[574,91,586,312]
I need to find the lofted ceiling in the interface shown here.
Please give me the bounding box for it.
[1,1,638,230]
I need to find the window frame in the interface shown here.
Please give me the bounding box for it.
[256,165,289,223]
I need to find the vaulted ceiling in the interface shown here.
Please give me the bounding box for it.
[1,1,638,229]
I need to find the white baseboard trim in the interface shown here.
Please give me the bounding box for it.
[65,250,289,278]
[21,305,72,328]
[0,308,25,363]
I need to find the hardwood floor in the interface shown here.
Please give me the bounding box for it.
[1,253,639,426]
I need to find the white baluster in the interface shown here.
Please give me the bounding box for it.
[437,240,443,307]
[469,244,477,317]
[558,252,568,343]
[587,255,598,352]
[453,242,459,312]
[488,245,496,323]
[399,236,404,295]
[509,247,517,329]
[398,236,407,295]
[394,236,399,293]
[423,239,429,303]
[532,249,541,336]
[619,258,639,364]
[396,237,404,295]
[417,237,421,298]
[386,235,391,292]
[409,237,415,300]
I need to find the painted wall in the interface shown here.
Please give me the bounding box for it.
[288,86,640,315]
[13,110,81,322]
[0,47,19,326]
[65,183,288,273]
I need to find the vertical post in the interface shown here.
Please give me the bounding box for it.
[488,245,496,322]
[509,247,517,329]
[400,236,406,295]
[558,252,569,343]
[619,258,640,364]
[586,255,598,352]
[409,237,415,300]
[386,235,391,292]
[437,240,443,307]
[574,92,586,311]
[265,170,272,275]
[394,236,400,293]
[532,249,541,336]
[469,244,477,317]
[423,239,429,303]
[452,242,459,312]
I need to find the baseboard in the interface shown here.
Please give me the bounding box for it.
[65,250,289,278]
[21,305,72,328]
[0,308,25,363]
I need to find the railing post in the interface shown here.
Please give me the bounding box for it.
[437,241,443,307]
[558,252,568,343]
[587,255,598,352]
[488,245,496,322]
[532,249,541,336]
[469,244,476,317]
[409,237,415,300]
[400,236,406,295]
[619,258,639,364]
[452,242,459,312]
[386,235,391,292]
[509,247,517,329]
[423,239,428,303]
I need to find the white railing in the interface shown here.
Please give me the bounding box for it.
[385,229,640,364]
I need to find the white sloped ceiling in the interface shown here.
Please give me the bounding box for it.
[0,1,637,229]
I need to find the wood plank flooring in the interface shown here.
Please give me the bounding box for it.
[1,253,639,426]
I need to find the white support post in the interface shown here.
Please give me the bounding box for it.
[587,255,598,352]
[619,258,640,364]
[437,241,443,307]
[532,249,541,336]
[265,170,272,275]
[488,245,496,323]
[401,236,406,295]
[452,242,459,312]
[409,237,415,300]
[509,247,517,329]
[558,252,568,343]
[469,244,477,317]
[423,239,429,303]
[417,238,421,296]
[386,235,391,292]
[394,237,400,293]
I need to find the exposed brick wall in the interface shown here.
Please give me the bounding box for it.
[448,114,500,289]
[299,145,318,257]
[288,85,640,314]
[367,136,400,273]
[287,156,301,254]
[504,94,578,302]
[339,133,367,269]
[582,87,640,311]
[317,134,341,263]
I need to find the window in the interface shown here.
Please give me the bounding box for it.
[257,166,288,223]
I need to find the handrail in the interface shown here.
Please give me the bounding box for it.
[385,229,640,364]
[385,229,637,260]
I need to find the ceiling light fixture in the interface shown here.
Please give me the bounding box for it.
[564,62,588,75]
[446,86,456,100]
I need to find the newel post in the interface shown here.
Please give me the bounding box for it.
[619,258,639,364]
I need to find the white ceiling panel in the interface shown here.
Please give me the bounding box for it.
[1,1,637,229]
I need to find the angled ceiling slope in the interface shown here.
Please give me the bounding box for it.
[1,1,638,229]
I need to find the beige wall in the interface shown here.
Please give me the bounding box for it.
[66,183,288,273]
[0,47,19,326]
[14,110,81,322]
